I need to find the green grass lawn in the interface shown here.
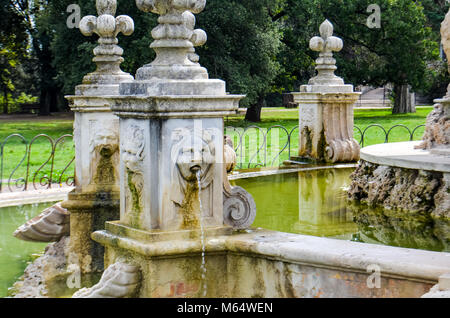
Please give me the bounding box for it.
[0,107,433,187]
[0,117,74,191]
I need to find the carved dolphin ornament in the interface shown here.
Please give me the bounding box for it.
[13,202,70,242]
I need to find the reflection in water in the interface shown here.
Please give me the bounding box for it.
[350,203,450,252]
[233,169,450,252]
[295,169,357,238]
[0,202,55,297]
[232,168,357,239]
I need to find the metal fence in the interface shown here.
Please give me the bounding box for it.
[225,124,426,169]
[0,124,426,192]
[0,134,75,192]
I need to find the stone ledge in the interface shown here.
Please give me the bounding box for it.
[92,228,450,284]
[0,187,73,208]
[360,141,450,173]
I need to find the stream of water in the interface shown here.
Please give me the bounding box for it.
[196,171,207,297]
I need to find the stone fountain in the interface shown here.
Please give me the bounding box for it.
[291,20,360,163]
[11,2,450,299]
[72,0,257,298]
[62,0,135,274]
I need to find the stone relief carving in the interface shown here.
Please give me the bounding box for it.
[122,125,145,225]
[72,261,141,298]
[90,123,119,187]
[222,137,256,230]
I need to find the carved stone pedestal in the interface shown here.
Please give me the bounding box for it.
[63,0,134,273]
[291,20,360,163]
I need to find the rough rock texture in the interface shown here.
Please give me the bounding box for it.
[12,237,71,298]
[348,160,449,219]
[416,103,450,150]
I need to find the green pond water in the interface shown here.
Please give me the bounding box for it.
[232,168,450,252]
[1,168,449,298]
[0,202,55,298]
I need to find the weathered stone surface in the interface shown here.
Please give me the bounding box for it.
[62,0,133,275]
[291,20,360,163]
[222,137,256,230]
[12,237,70,298]
[422,273,450,298]
[90,228,449,298]
[348,160,449,219]
[416,9,450,154]
[416,102,450,152]
[11,237,101,298]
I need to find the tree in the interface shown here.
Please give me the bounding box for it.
[46,0,157,96]
[273,0,441,114]
[0,0,28,114]
[196,0,284,122]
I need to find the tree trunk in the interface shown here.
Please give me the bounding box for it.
[3,89,8,114]
[39,89,51,116]
[245,95,265,122]
[392,84,416,114]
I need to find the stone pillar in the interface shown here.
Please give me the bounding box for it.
[82,0,257,298]
[292,20,360,163]
[62,0,134,273]
[109,0,244,232]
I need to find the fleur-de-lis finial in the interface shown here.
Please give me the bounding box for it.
[79,0,134,85]
[134,0,209,80]
[308,19,344,86]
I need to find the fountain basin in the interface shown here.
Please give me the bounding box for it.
[92,224,450,298]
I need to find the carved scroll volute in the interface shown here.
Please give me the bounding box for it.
[222,136,256,230]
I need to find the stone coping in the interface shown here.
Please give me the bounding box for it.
[0,187,73,208]
[92,228,450,284]
[228,164,357,181]
[360,141,450,173]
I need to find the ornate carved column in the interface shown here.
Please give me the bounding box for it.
[62,0,134,273]
[86,0,256,298]
[103,0,249,232]
[292,20,360,163]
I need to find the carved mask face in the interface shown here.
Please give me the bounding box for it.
[176,135,215,181]
[92,129,119,158]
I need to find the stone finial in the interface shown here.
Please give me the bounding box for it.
[135,0,209,80]
[308,19,344,86]
[79,0,134,85]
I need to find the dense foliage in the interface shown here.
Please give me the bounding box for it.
[0,0,448,118]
